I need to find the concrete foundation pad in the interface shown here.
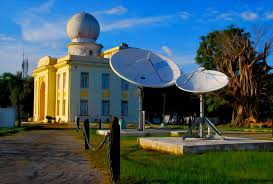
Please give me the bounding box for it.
[96,129,183,136]
[138,137,273,155]
[170,130,185,136]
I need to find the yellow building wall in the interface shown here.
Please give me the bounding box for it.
[33,72,48,121]
[55,63,70,122]
[32,57,57,122]
[32,45,139,123]
[47,69,56,117]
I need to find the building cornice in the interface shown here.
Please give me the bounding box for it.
[32,65,56,77]
[100,46,120,57]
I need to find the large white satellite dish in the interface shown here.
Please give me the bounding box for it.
[110,48,180,88]
[110,47,181,131]
[175,67,229,93]
[175,67,229,139]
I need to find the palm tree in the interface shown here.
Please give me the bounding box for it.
[9,72,24,127]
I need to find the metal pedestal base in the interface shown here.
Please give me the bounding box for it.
[183,117,222,140]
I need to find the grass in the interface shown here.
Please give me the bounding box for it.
[0,127,25,136]
[0,123,43,136]
[120,139,273,184]
[74,128,273,184]
[146,123,272,133]
[217,124,272,133]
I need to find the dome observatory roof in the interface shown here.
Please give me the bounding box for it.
[67,12,100,43]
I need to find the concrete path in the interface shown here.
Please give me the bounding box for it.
[0,130,105,184]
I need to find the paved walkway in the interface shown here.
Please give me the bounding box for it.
[0,130,105,184]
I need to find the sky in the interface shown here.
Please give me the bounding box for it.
[1,0,273,74]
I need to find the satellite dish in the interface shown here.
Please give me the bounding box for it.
[175,67,229,93]
[110,48,181,88]
[110,47,180,131]
[175,67,229,139]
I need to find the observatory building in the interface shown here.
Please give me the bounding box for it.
[32,12,139,123]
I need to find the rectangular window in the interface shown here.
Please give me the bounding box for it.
[101,100,110,115]
[63,72,66,89]
[62,100,66,116]
[80,72,89,88]
[80,100,88,115]
[57,74,61,89]
[56,100,60,115]
[121,101,128,116]
[102,73,110,89]
[121,79,129,91]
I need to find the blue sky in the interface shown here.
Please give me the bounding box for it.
[1,0,273,74]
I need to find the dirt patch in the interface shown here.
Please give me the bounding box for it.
[0,130,109,184]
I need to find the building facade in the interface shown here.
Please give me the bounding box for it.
[32,12,139,123]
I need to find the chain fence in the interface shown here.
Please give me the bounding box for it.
[77,118,120,184]
[82,125,109,151]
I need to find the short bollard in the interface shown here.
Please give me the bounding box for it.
[84,119,90,150]
[109,116,120,183]
[99,118,102,130]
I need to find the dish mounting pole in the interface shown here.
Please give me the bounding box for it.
[138,86,144,131]
[183,93,222,139]
[199,94,204,137]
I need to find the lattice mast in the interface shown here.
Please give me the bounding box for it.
[22,50,28,78]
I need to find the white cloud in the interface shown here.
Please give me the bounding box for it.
[265,12,273,19]
[0,41,66,74]
[15,0,67,43]
[21,21,66,42]
[198,9,236,22]
[161,46,173,57]
[27,0,55,14]
[0,0,67,74]
[95,6,128,15]
[0,44,22,73]
[101,15,171,31]
[240,11,258,21]
[217,13,234,21]
[174,55,196,66]
[173,55,198,72]
[179,11,190,20]
[0,34,16,41]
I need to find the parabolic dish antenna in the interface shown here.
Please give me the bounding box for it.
[175,67,229,139]
[110,48,181,88]
[175,67,229,93]
[110,47,181,131]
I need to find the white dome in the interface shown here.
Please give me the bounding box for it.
[67,12,100,43]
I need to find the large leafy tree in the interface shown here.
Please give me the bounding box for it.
[196,26,272,126]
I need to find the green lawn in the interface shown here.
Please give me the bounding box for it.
[0,127,25,136]
[217,124,272,133]
[75,129,273,184]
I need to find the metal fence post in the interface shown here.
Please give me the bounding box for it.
[99,118,102,130]
[109,116,120,183]
[76,117,80,132]
[84,119,90,150]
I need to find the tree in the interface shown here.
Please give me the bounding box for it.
[9,72,24,127]
[21,76,34,117]
[196,26,272,126]
[0,72,34,127]
[0,73,14,107]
